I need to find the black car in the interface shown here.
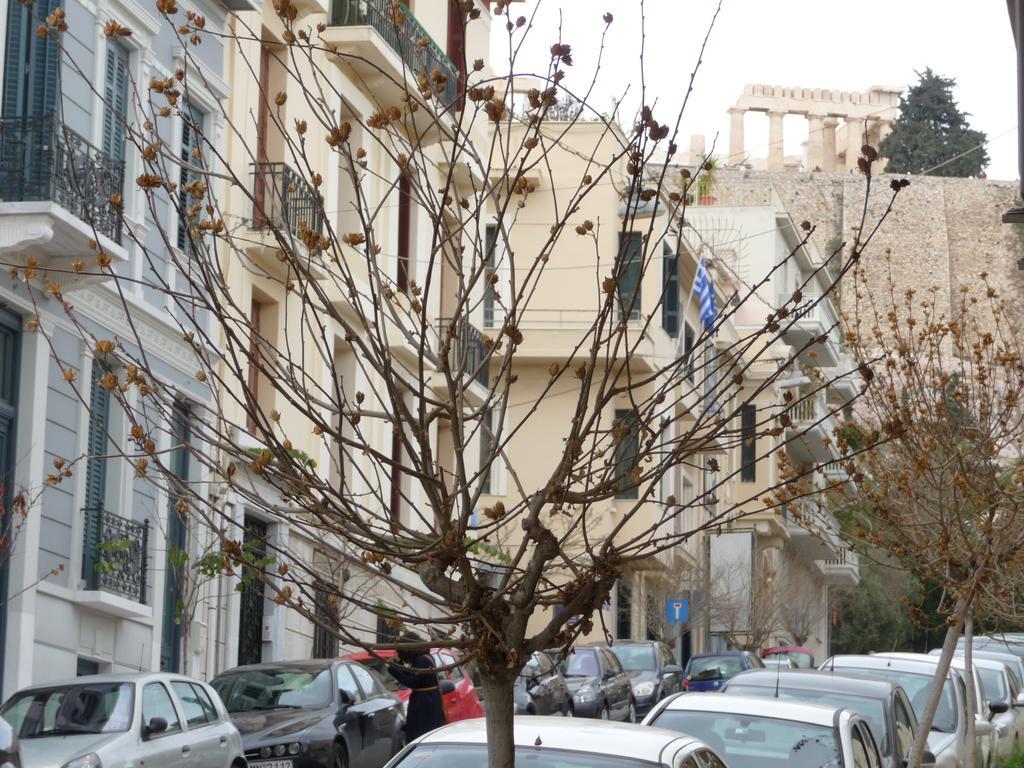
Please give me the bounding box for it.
[550,646,635,722]
[211,660,405,768]
[605,641,685,716]
[722,669,923,768]
[514,651,572,716]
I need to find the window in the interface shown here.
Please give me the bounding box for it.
[683,323,696,384]
[171,681,214,727]
[740,404,757,482]
[77,658,100,677]
[480,408,494,494]
[312,582,338,659]
[337,664,363,703]
[84,361,112,512]
[439,653,463,681]
[390,431,403,527]
[616,581,632,640]
[852,722,880,768]
[376,612,398,645]
[893,694,915,761]
[662,243,679,337]
[142,683,181,734]
[3,0,61,118]
[446,0,466,109]
[397,174,411,294]
[177,104,206,254]
[162,400,191,671]
[246,298,264,432]
[483,225,498,327]
[617,233,642,321]
[350,664,378,699]
[613,408,640,499]
[102,41,130,165]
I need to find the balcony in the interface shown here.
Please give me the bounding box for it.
[783,502,842,562]
[780,292,842,367]
[437,317,489,389]
[785,386,841,465]
[247,162,326,279]
[498,308,657,366]
[820,546,860,587]
[0,114,127,284]
[80,507,150,617]
[325,0,459,132]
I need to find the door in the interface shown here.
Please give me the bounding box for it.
[136,681,194,768]
[161,400,190,671]
[0,309,18,694]
[336,663,374,768]
[433,652,474,720]
[350,663,400,764]
[237,517,267,666]
[601,650,631,720]
[170,681,226,768]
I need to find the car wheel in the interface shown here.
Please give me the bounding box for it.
[627,700,637,723]
[333,743,349,768]
[600,702,610,720]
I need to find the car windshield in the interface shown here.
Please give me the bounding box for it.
[212,667,333,712]
[977,668,1007,703]
[726,685,891,756]
[650,710,841,768]
[689,656,743,681]
[0,683,134,739]
[829,666,957,734]
[359,658,404,693]
[611,645,657,672]
[394,744,658,767]
[561,650,600,678]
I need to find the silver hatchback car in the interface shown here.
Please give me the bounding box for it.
[0,672,244,768]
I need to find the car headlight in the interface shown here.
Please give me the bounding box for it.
[575,687,596,703]
[61,755,102,768]
[633,681,656,697]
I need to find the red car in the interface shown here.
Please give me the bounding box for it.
[344,649,485,722]
[761,645,815,668]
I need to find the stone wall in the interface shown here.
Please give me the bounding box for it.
[703,169,1024,330]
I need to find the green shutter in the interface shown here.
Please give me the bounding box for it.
[102,41,130,162]
[84,362,111,511]
[483,225,497,328]
[741,404,757,482]
[617,233,642,321]
[613,408,640,499]
[177,105,205,253]
[662,243,679,337]
[3,0,61,118]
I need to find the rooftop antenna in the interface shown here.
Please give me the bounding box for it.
[774,652,783,699]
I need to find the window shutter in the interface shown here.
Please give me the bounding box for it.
[613,408,640,499]
[741,404,757,482]
[3,0,61,118]
[2,3,27,117]
[177,105,205,253]
[483,225,498,327]
[662,243,679,337]
[617,233,642,321]
[84,361,111,511]
[102,41,130,162]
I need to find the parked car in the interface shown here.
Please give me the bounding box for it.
[211,659,404,768]
[762,657,796,671]
[961,656,1024,758]
[722,668,923,768]
[344,649,484,723]
[550,646,635,721]
[0,716,18,768]
[762,645,816,669]
[514,651,572,717]
[382,716,727,767]
[605,641,685,717]
[683,651,764,692]
[935,646,1024,689]
[0,672,244,768]
[822,654,975,768]
[643,691,887,767]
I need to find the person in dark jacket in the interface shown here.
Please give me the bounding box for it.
[388,633,447,740]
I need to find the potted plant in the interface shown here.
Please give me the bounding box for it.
[697,156,720,205]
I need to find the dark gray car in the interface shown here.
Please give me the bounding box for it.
[514,651,572,716]
[605,641,684,717]
[550,646,635,722]
[723,669,925,768]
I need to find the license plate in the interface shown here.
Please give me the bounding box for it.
[250,762,293,768]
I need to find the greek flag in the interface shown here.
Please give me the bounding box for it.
[692,257,716,332]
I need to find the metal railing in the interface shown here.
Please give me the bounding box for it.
[82,507,149,603]
[329,0,459,108]
[0,113,124,243]
[251,162,324,243]
[824,546,859,568]
[437,317,488,388]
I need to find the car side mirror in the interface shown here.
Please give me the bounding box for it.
[920,749,937,766]
[989,700,1010,715]
[975,718,995,737]
[664,665,683,675]
[440,679,456,695]
[144,717,168,738]
[338,689,355,708]
[1016,692,1024,707]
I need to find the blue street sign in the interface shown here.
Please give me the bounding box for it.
[665,599,689,623]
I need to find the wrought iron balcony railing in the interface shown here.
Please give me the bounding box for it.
[81,507,149,604]
[438,317,489,388]
[252,162,324,244]
[330,0,459,108]
[0,113,124,244]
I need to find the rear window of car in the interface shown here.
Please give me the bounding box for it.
[687,656,743,680]
[560,649,600,678]
[394,744,659,767]
[611,645,657,672]
[1,682,135,738]
[830,666,958,734]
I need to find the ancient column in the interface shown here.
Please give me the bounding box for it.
[822,118,838,172]
[844,117,864,172]
[806,114,825,172]
[728,107,745,165]
[767,110,785,171]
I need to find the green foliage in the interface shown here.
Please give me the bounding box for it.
[880,68,988,177]
[995,751,1024,768]
[247,445,318,469]
[465,537,512,565]
[831,555,919,654]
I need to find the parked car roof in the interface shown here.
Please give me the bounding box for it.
[218,660,335,673]
[763,645,814,657]
[728,669,903,698]
[689,651,752,658]
[657,692,843,728]
[412,716,701,759]
[15,671,207,691]
[824,654,958,678]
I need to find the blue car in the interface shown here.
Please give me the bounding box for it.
[683,652,764,692]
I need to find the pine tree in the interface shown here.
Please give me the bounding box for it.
[880,68,989,177]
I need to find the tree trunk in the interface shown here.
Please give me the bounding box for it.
[964,616,976,768]
[908,617,964,767]
[480,673,517,768]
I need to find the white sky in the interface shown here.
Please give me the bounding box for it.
[491,1,1019,180]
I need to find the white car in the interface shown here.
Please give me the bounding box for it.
[383,716,728,767]
[642,691,886,767]
[0,672,245,768]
